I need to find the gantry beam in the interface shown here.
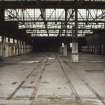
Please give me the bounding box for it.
[0,1,105,9]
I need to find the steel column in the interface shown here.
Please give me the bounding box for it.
[72,3,79,63]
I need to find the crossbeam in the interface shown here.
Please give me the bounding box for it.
[0,1,105,9]
[6,20,105,23]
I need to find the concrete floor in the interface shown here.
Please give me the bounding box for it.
[0,53,105,105]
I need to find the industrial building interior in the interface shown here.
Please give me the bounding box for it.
[0,0,105,105]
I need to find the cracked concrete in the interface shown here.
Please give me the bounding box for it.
[0,53,105,105]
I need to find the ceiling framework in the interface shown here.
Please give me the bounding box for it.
[1,0,105,38]
[1,1,105,9]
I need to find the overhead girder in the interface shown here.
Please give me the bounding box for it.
[1,1,105,39]
[5,20,105,23]
[5,9,105,30]
[58,9,68,37]
[76,9,105,34]
[1,1,105,9]
[40,9,49,36]
[0,9,32,43]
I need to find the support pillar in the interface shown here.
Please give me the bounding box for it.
[22,41,24,54]
[0,36,2,56]
[14,39,17,56]
[59,45,63,55]
[21,41,23,54]
[15,40,18,56]
[12,39,15,56]
[72,6,79,63]
[0,36,2,57]
[23,41,25,54]
[2,36,6,57]
[8,38,10,57]
[19,40,22,55]
[101,44,104,55]
[0,9,4,57]
[72,42,79,62]
[5,37,9,57]
[1,36,4,57]
[0,9,5,56]
[17,40,20,55]
[20,41,22,55]
[61,42,64,56]
[63,44,67,56]
[0,44,2,56]
[63,9,68,57]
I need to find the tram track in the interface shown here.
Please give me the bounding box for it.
[60,57,105,105]
[30,59,48,100]
[29,58,48,105]
[7,56,46,100]
[56,56,84,105]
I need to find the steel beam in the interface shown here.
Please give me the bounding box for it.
[72,2,79,63]
[23,28,102,30]
[40,9,49,36]
[6,20,105,23]
[1,1,105,9]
